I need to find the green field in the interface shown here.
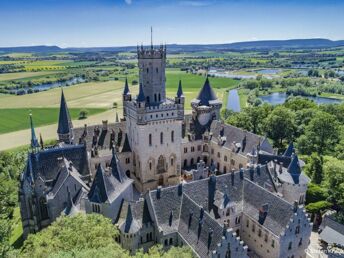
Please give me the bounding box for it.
[0,107,107,134]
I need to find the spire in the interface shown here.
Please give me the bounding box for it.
[120,133,132,153]
[176,79,184,97]
[136,83,145,102]
[151,26,153,49]
[88,164,108,203]
[39,133,44,149]
[29,113,39,149]
[196,77,217,106]
[57,89,73,142]
[284,142,294,157]
[124,204,134,233]
[123,78,130,95]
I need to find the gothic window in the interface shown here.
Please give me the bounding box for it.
[252,224,255,232]
[154,94,157,102]
[160,132,163,144]
[258,229,262,237]
[184,147,188,153]
[224,155,228,162]
[158,94,161,102]
[171,131,174,142]
[197,157,201,163]
[164,239,168,246]
[171,158,174,166]
[149,134,152,146]
[224,166,227,173]
[157,155,166,173]
[146,68,149,73]
[211,148,214,154]
[146,96,150,103]
[299,238,302,246]
[169,238,173,245]
[92,203,100,213]
[288,241,292,250]
[203,145,208,152]
[184,159,187,168]
[190,158,194,166]
[231,159,235,166]
[217,152,220,158]
[191,146,195,152]
[271,239,275,248]
[198,145,201,151]
[264,234,268,242]
[246,219,249,228]
[156,68,158,73]
[226,208,230,216]
[149,161,152,170]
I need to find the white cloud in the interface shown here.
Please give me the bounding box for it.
[179,1,215,7]
[125,0,132,4]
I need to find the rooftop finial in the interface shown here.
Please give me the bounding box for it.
[151,26,153,49]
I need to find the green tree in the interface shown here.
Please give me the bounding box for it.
[306,183,328,204]
[307,153,324,185]
[297,112,339,155]
[263,106,296,149]
[226,112,253,132]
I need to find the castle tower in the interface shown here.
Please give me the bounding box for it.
[123,43,182,192]
[57,90,74,144]
[137,43,166,105]
[191,77,222,126]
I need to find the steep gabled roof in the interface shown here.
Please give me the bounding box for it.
[57,90,72,135]
[88,165,109,203]
[196,77,217,106]
[110,149,123,183]
[120,134,132,153]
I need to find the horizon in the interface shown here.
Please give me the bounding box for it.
[1,0,344,47]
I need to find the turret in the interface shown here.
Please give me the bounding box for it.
[175,80,185,104]
[122,78,131,102]
[57,90,74,144]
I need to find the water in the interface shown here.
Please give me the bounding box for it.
[9,77,85,95]
[227,89,241,112]
[208,70,256,79]
[256,69,281,75]
[259,92,342,105]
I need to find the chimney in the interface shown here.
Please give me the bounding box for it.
[102,120,108,131]
[256,165,261,176]
[178,183,183,196]
[293,200,298,212]
[156,186,162,199]
[258,203,269,225]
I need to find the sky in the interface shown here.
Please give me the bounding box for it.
[0,0,344,47]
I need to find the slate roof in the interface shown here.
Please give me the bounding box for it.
[194,77,218,106]
[123,78,130,95]
[210,120,274,155]
[178,194,224,258]
[120,204,140,234]
[88,157,132,204]
[284,142,294,157]
[243,179,294,236]
[277,154,310,185]
[26,144,89,181]
[120,134,132,153]
[137,83,145,102]
[57,90,72,135]
[176,80,183,97]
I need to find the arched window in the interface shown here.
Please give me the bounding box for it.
[190,158,194,165]
[169,238,173,245]
[197,156,201,163]
[160,132,163,144]
[158,93,161,102]
[149,161,152,170]
[154,94,157,102]
[157,155,166,173]
[171,157,174,166]
[184,159,187,168]
[39,197,49,220]
[156,68,158,73]
[164,239,168,246]
[224,166,227,173]
[149,134,152,146]
[171,131,174,142]
[224,155,228,162]
[146,68,149,73]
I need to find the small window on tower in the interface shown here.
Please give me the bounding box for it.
[147,68,149,73]
[156,68,158,73]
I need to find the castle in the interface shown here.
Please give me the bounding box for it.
[19,43,312,258]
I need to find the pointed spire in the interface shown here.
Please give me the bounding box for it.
[120,133,132,153]
[288,154,301,175]
[57,89,73,142]
[284,142,294,157]
[124,204,134,233]
[196,77,217,106]
[115,112,119,123]
[88,164,108,203]
[176,79,184,97]
[123,78,130,95]
[136,83,145,102]
[29,113,39,149]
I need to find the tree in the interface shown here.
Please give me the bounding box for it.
[78,109,89,120]
[297,112,339,155]
[20,214,122,258]
[263,106,296,149]
[307,153,324,185]
[226,112,253,132]
[306,183,328,204]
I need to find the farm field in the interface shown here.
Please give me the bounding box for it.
[0,107,106,134]
[0,71,62,81]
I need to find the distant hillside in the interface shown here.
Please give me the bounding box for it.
[1,39,344,53]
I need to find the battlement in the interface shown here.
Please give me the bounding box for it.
[137,45,166,59]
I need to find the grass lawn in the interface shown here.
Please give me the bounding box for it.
[0,107,107,134]
[10,207,23,249]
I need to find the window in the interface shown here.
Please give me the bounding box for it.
[92,203,100,213]
[184,159,187,167]
[154,94,157,102]
[171,158,174,166]
[288,242,292,250]
[258,229,262,237]
[149,134,152,146]
[299,238,302,246]
[184,147,188,153]
[191,146,195,152]
[264,234,268,242]
[147,68,149,73]
[157,155,166,173]
[169,238,173,245]
[190,158,194,165]
[164,239,168,246]
[231,159,235,165]
[171,131,174,142]
[211,148,214,154]
[160,132,163,144]
[197,145,201,151]
[271,239,275,248]
[246,220,249,228]
[252,224,255,232]
[224,155,228,162]
[224,166,227,173]
[156,68,158,73]
[149,162,152,170]
[295,226,300,234]
[126,158,130,164]
[217,152,221,158]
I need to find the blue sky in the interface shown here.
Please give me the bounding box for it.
[0,0,343,47]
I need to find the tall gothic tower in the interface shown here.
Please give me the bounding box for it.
[123,42,183,192]
[137,44,166,104]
